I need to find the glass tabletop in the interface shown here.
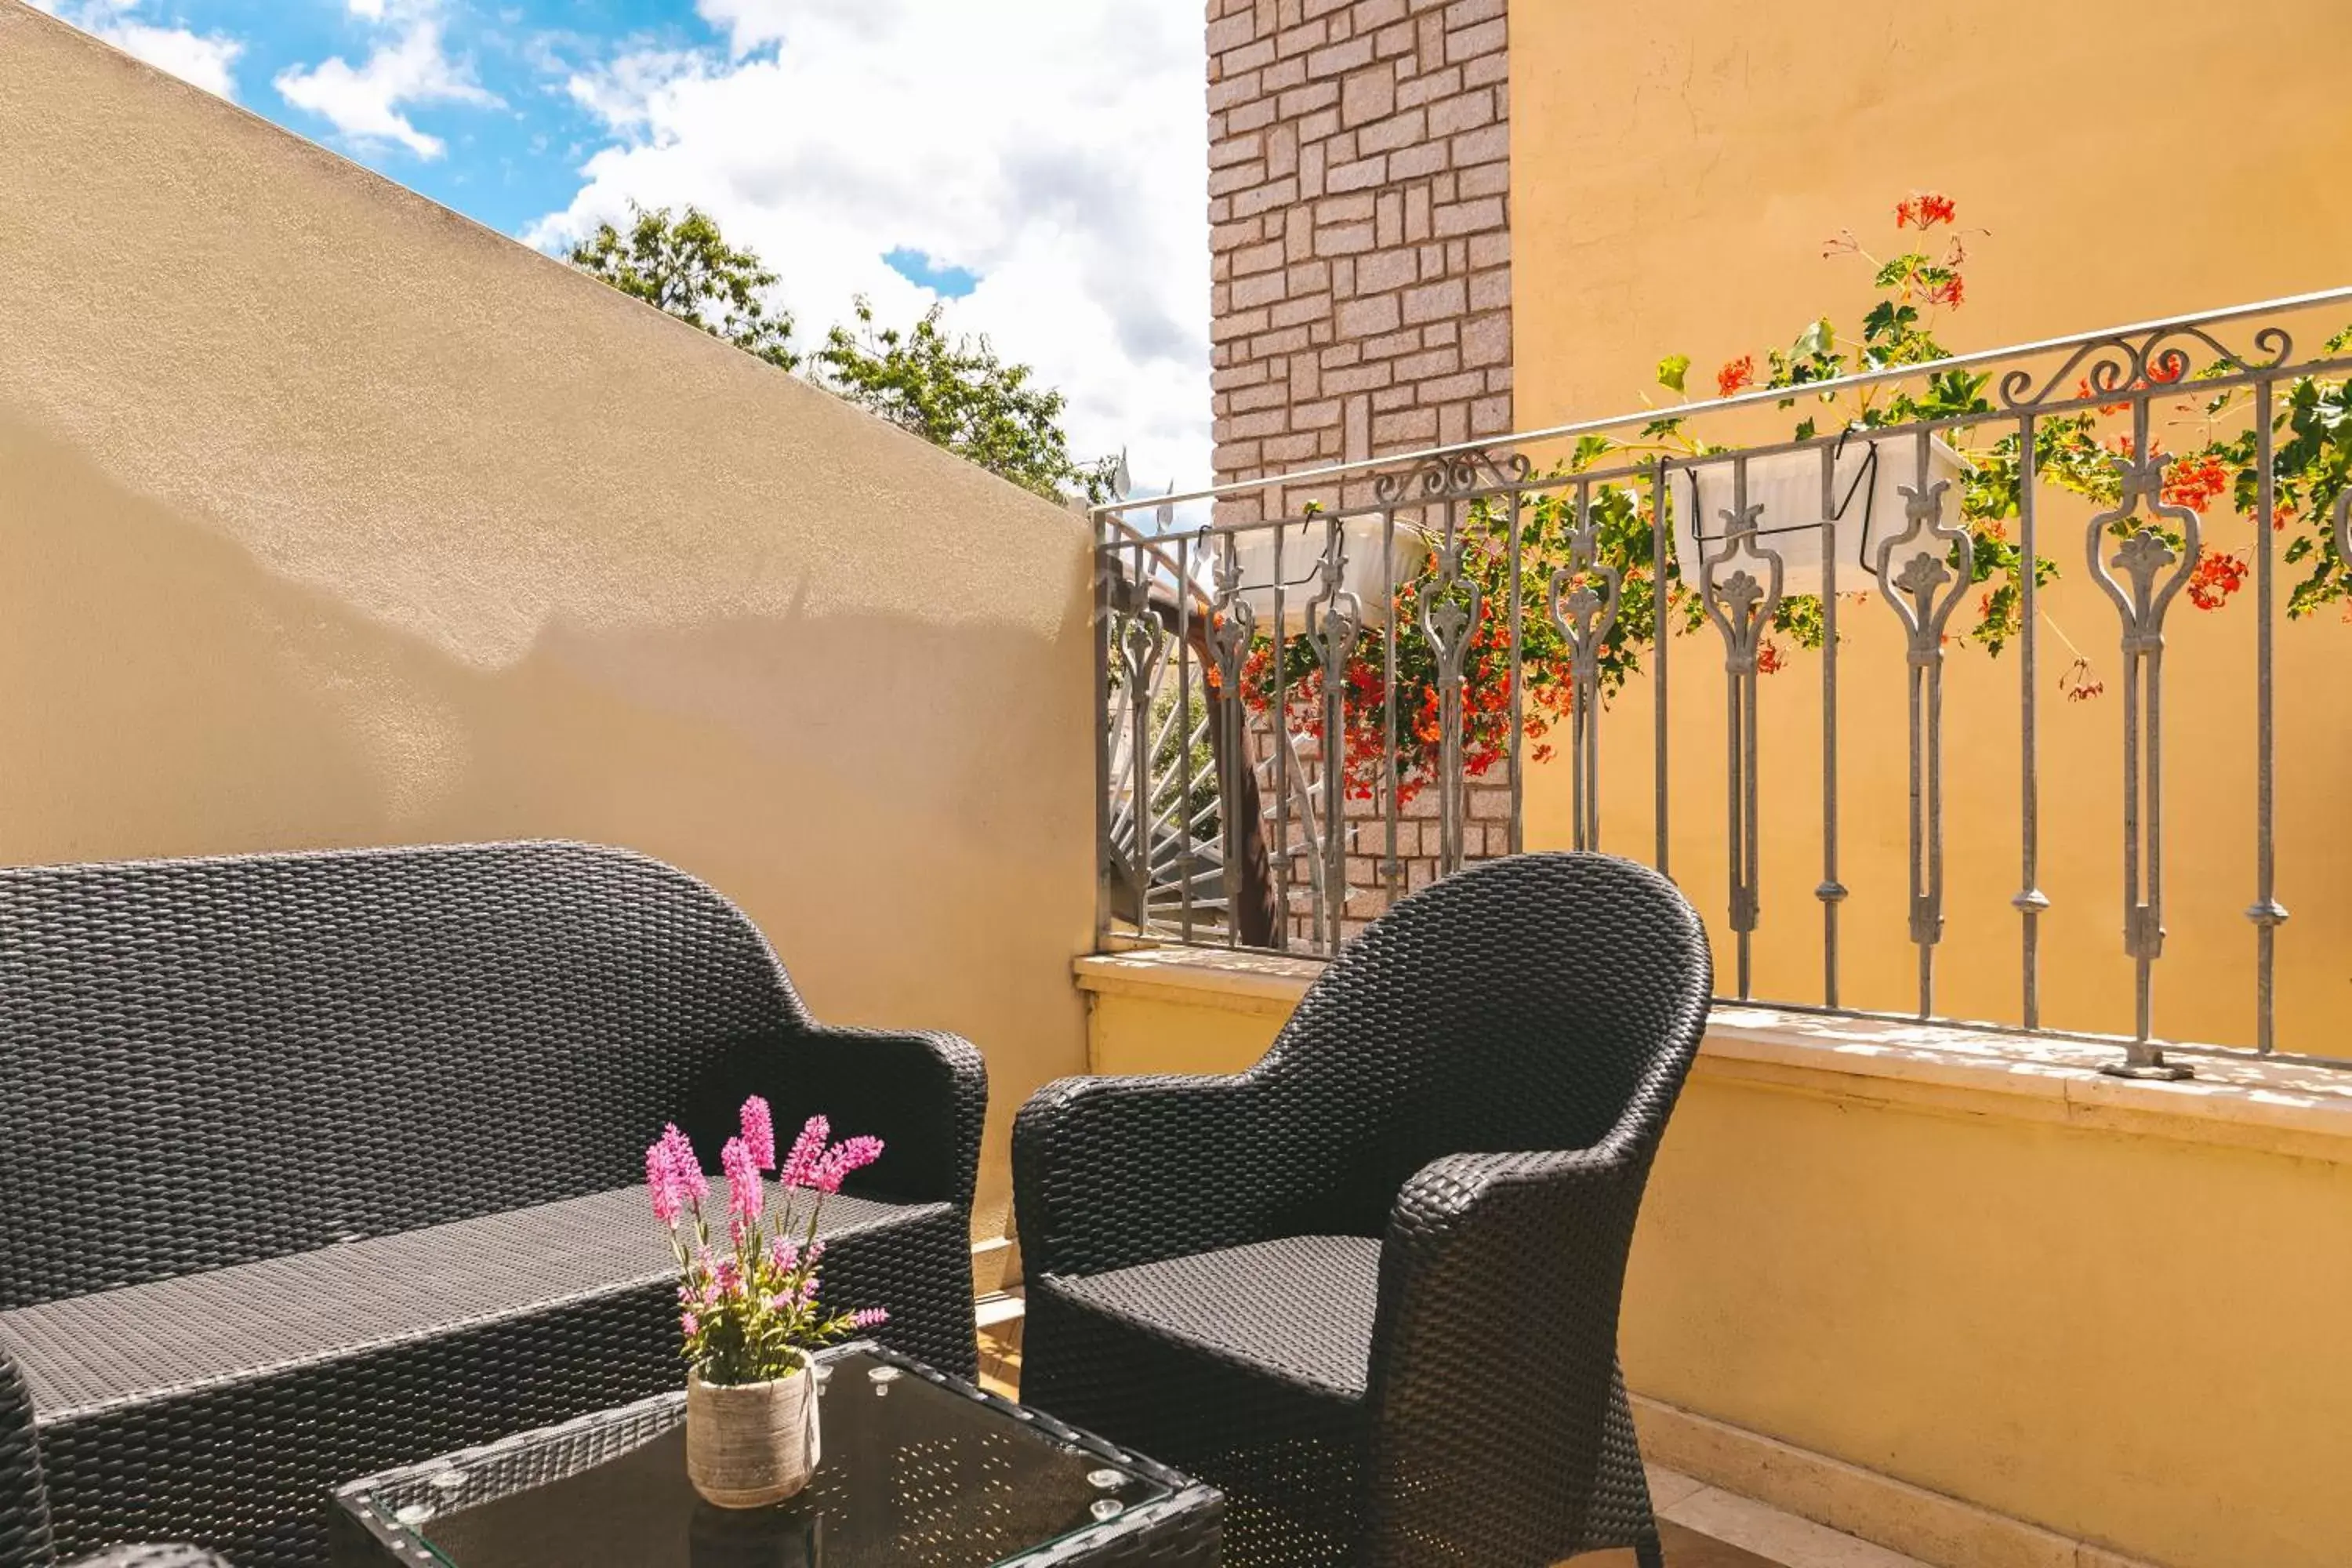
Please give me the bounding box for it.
[334,1348,1175,1567]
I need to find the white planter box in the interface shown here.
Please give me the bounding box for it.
[1671,435,1970,597]
[1226,516,1434,633]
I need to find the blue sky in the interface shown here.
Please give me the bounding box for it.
[31,0,1209,491]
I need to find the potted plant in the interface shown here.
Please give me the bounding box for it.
[645,1100,888,1508]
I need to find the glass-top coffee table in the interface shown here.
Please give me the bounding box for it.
[330,1345,1221,1566]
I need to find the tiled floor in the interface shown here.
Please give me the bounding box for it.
[974,1294,1929,1568]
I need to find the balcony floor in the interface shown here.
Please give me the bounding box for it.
[975,1295,1928,1568]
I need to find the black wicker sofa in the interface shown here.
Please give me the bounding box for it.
[0,841,985,1568]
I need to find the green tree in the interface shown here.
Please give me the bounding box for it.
[567,202,798,371]
[815,297,1112,503]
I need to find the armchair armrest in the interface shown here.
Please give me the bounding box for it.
[1013,1073,1301,1279]
[1361,1142,1654,1544]
[771,1024,987,1210]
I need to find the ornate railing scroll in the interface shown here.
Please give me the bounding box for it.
[1547,481,1621,850]
[2085,436,2199,1079]
[1092,285,2352,1075]
[1873,436,1974,1020]
[1304,512,1363,953]
[1697,460,1784,1002]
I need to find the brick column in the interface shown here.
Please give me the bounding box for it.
[1206,0,1512,521]
[1207,1,1516,943]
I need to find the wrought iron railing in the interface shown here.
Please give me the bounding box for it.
[1094,288,2352,1076]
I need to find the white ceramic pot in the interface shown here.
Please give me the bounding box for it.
[686,1354,822,1508]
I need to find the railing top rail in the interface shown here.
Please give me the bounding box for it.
[1097,282,2352,516]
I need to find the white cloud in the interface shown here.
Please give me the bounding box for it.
[528,0,1210,496]
[275,10,502,160]
[31,0,243,99]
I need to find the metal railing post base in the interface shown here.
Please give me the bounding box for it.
[2100,1054,2194,1082]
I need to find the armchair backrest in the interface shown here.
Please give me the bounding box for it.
[0,841,809,1310]
[1254,852,1711,1235]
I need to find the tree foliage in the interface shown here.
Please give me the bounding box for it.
[566,204,1114,502]
[568,202,798,371]
[815,298,1105,503]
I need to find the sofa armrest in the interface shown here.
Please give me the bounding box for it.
[1,1345,53,1568]
[770,1024,987,1210]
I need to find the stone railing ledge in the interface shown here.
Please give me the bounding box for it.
[1078,945,2352,1163]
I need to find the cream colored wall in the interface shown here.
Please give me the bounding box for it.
[1081,963,2352,1568]
[0,2,1096,1234]
[1628,1057,2352,1568]
[1508,0,2352,1055]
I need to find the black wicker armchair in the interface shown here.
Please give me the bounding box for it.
[0,842,985,1568]
[1014,852,1712,1567]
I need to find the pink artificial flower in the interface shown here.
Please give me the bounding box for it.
[769,1236,800,1274]
[808,1135,884,1196]
[721,1135,764,1226]
[740,1096,777,1172]
[680,1312,699,1337]
[711,1258,743,1298]
[659,1125,709,1207]
[851,1308,889,1330]
[646,1138,684,1227]
[782,1116,830,1189]
[796,1273,821,1308]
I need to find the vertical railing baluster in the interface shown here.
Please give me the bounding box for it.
[1652,467,1671,876]
[1874,430,1971,1019]
[1206,528,1256,951]
[1817,444,1844,1008]
[1548,480,1621,852]
[2089,397,2195,1078]
[1271,521,1290,950]
[1382,507,1402,905]
[1507,492,1526,856]
[1700,456,1781,1000]
[1175,532,1196,945]
[1093,514,1116,950]
[1118,539,1164,939]
[2246,381,2288,1051]
[1421,499,1479,876]
[1308,510,1362,954]
[2015,413,2047,1029]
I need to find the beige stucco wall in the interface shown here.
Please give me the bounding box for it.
[0,1,1095,1235]
[1508,0,2352,1055]
[1080,956,2352,1568]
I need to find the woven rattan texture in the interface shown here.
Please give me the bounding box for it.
[31,1209,972,1566]
[0,841,987,1567]
[1016,852,1710,1568]
[0,1186,919,1415]
[2,1348,53,1568]
[8,1345,233,1568]
[1047,1237,1380,1401]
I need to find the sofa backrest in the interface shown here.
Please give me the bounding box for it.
[0,841,806,1309]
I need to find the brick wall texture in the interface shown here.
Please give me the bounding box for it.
[1206,0,1511,522]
